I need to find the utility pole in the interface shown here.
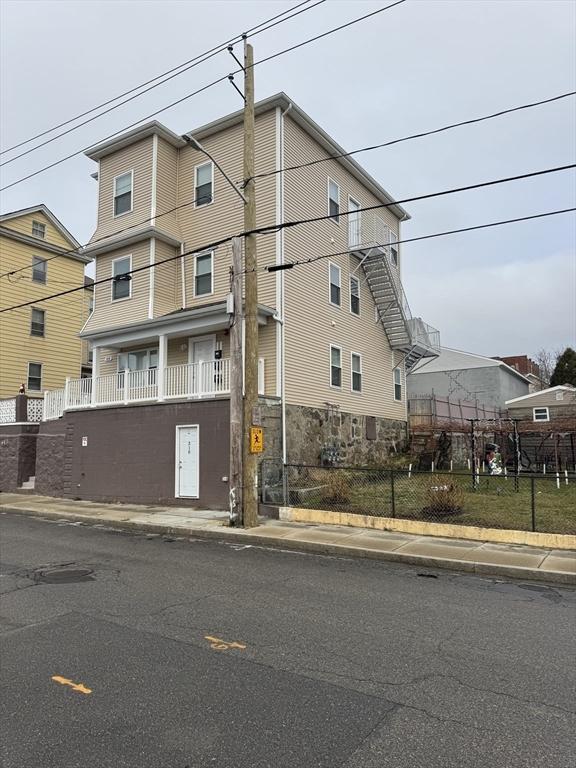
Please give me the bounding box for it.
[229,237,243,525]
[242,37,259,527]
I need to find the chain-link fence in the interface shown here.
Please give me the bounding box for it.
[261,461,576,534]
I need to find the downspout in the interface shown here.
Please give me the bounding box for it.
[279,102,292,467]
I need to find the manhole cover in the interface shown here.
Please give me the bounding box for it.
[34,566,94,584]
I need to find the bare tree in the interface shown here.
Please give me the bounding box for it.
[534,348,562,389]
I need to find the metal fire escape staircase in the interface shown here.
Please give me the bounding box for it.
[351,224,440,372]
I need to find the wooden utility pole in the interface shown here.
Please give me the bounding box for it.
[242,38,259,527]
[229,237,243,524]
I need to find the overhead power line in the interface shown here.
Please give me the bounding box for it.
[249,91,576,182]
[0,0,321,159]
[0,0,407,192]
[258,207,576,273]
[1,163,573,314]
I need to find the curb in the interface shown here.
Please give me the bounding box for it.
[2,505,575,586]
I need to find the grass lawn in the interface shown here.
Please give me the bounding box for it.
[289,471,576,534]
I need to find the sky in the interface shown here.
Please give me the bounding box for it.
[1,0,575,359]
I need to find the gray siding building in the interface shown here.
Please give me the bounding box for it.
[408,348,530,410]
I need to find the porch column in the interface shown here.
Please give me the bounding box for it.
[158,334,167,401]
[91,346,100,407]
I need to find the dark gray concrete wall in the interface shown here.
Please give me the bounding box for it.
[0,424,38,491]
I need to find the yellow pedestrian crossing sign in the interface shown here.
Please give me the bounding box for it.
[250,427,263,453]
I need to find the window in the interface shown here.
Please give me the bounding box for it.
[32,256,47,284]
[351,353,362,392]
[328,178,340,223]
[30,308,45,337]
[390,231,399,266]
[111,256,131,301]
[329,262,341,306]
[118,347,158,371]
[556,391,564,401]
[195,252,213,296]
[393,367,402,401]
[27,362,42,391]
[330,345,342,388]
[533,407,549,422]
[195,161,213,206]
[113,171,133,216]
[350,275,360,315]
[31,220,46,239]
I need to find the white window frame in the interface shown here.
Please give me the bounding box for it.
[194,161,214,208]
[111,254,132,302]
[328,261,341,307]
[30,307,45,337]
[327,177,340,224]
[389,230,399,267]
[330,344,342,389]
[194,251,214,297]
[349,274,360,316]
[393,366,402,401]
[113,170,134,218]
[348,196,361,247]
[27,362,42,392]
[117,346,158,372]
[351,352,362,393]
[31,220,46,239]
[31,255,47,284]
[533,406,550,422]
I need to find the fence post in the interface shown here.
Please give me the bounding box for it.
[390,469,396,518]
[64,377,70,411]
[530,476,536,532]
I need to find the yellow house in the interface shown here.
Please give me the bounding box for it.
[0,205,91,399]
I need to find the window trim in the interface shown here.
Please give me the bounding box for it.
[393,366,402,401]
[327,177,340,224]
[389,229,399,267]
[349,274,360,317]
[117,346,159,372]
[533,406,550,422]
[194,251,214,297]
[330,344,342,389]
[111,254,132,302]
[351,352,362,393]
[112,169,134,218]
[194,160,214,208]
[348,195,361,247]
[328,261,342,307]
[30,307,46,338]
[31,255,47,284]
[31,220,46,239]
[27,361,42,392]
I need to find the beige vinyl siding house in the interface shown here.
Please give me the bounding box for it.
[506,386,576,422]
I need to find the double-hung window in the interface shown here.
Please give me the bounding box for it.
[330,345,342,388]
[195,252,213,296]
[393,367,402,401]
[32,256,47,284]
[390,231,399,266]
[112,256,131,301]
[27,362,42,391]
[32,220,46,239]
[30,308,45,337]
[328,178,340,223]
[350,275,360,315]
[195,162,213,206]
[351,353,362,392]
[533,407,549,422]
[329,263,341,306]
[113,171,133,216]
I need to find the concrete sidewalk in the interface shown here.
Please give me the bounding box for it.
[1,493,574,585]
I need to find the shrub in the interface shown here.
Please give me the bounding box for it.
[320,471,352,505]
[422,478,465,516]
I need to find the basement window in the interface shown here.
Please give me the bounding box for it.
[533,407,549,422]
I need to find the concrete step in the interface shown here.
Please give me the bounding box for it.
[19,476,35,490]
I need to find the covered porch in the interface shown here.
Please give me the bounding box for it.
[44,302,272,420]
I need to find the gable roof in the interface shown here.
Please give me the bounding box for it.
[411,347,530,383]
[505,385,576,405]
[0,204,81,249]
[85,121,186,160]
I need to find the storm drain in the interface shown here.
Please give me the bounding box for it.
[33,566,95,584]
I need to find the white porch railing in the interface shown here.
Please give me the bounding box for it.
[41,359,232,420]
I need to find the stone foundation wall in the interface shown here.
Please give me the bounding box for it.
[285,404,407,466]
[0,424,38,491]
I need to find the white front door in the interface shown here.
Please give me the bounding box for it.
[191,336,215,395]
[176,425,199,498]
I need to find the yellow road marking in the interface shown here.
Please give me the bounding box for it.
[205,635,246,651]
[52,675,92,694]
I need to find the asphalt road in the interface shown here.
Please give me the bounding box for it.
[1,512,575,768]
